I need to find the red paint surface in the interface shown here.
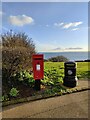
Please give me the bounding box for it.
[32,54,44,80]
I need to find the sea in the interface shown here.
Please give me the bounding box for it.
[39,52,90,61]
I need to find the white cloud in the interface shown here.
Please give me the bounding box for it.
[54,21,83,30]
[63,22,83,29]
[63,23,73,29]
[54,22,64,27]
[9,15,34,26]
[52,47,62,51]
[65,47,83,50]
[72,28,79,31]
[48,47,84,52]
[73,22,83,27]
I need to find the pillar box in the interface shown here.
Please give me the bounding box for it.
[32,54,44,90]
[32,54,44,80]
[63,61,78,87]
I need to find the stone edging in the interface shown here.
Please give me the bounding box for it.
[2,86,90,107]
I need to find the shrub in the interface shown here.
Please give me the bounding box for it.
[48,56,69,62]
[9,88,19,97]
[2,30,36,86]
[44,59,48,62]
[14,70,35,87]
[0,95,9,102]
[42,68,63,86]
[28,74,35,87]
[0,96,4,102]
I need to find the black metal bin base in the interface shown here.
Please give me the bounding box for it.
[63,76,78,88]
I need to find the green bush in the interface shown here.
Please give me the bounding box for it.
[0,95,9,102]
[42,68,63,86]
[14,70,35,87]
[28,74,35,87]
[0,96,4,102]
[48,56,69,62]
[9,88,19,97]
[2,30,36,87]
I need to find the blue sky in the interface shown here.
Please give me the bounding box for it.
[1,2,88,52]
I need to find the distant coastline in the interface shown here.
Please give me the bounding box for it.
[39,51,89,61]
[39,51,88,53]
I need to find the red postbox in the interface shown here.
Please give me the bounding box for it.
[32,54,44,80]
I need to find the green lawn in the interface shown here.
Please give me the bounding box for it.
[1,62,89,103]
[44,62,90,79]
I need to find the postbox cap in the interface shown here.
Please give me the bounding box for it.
[32,54,43,59]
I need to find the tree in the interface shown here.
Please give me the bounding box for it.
[2,30,36,86]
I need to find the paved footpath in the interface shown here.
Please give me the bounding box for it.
[2,91,89,118]
[1,80,90,118]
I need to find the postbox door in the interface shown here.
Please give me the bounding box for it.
[33,60,44,80]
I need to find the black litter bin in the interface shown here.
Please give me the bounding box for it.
[63,61,78,87]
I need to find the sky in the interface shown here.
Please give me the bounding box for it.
[1,2,88,52]
[1,0,89,2]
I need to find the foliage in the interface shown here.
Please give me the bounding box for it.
[48,56,69,62]
[2,61,89,102]
[44,62,90,80]
[76,62,90,79]
[2,30,36,86]
[42,65,64,86]
[0,95,9,102]
[41,61,89,96]
[42,62,64,86]
[43,86,66,95]
[9,88,19,97]
[14,70,35,87]
[44,59,48,62]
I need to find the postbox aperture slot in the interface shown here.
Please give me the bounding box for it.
[34,58,42,60]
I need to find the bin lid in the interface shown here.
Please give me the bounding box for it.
[65,61,75,64]
[64,61,76,67]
